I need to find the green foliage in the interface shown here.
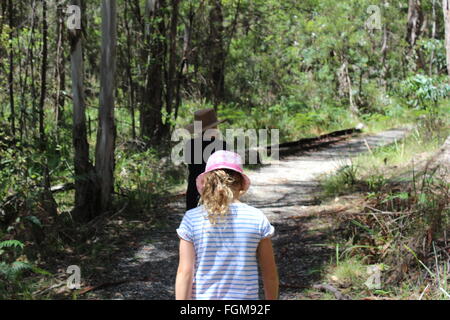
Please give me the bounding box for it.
[115,148,184,213]
[417,39,448,74]
[401,74,450,110]
[0,238,50,299]
[0,240,24,250]
[321,163,359,197]
[323,123,450,299]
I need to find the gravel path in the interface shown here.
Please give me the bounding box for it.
[86,127,410,300]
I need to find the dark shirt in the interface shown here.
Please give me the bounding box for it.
[184,135,228,210]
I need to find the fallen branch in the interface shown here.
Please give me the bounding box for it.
[50,183,74,193]
[87,200,130,228]
[363,138,373,155]
[312,283,352,300]
[78,276,155,295]
[33,282,65,296]
[363,205,411,216]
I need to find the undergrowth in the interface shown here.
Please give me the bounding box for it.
[319,121,450,300]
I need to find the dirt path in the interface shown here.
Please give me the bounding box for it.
[86,127,410,300]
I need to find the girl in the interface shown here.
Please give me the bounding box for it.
[175,150,279,300]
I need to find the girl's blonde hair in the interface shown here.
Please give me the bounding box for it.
[200,169,244,224]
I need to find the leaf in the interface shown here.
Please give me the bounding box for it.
[350,220,374,235]
[30,265,52,276]
[25,216,42,227]
[0,240,24,250]
[10,261,32,274]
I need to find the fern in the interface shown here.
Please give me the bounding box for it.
[0,239,50,281]
[0,262,10,276]
[10,261,32,274]
[0,240,24,250]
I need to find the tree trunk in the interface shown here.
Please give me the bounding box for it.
[18,33,26,140]
[140,0,166,146]
[207,0,226,107]
[8,0,15,136]
[124,1,136,140]
[380,26,388,90]
[174,3,196,122]
[429,0,437,76]
[406,0,423,47]
[345,64,358,116]
[39,0,47,144]
[380,0,389,92]
[166,0,180,117]
[55,3,66,131]
[95,0,117,213]
[444,0,450,76]
[338,59,359,116]
[70,0,98,222]
[29,0,38,129]
[39,0,58,218]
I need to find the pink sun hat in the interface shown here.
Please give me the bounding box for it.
[196,150,251,194]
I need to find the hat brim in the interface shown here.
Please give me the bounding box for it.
[185,119,227,134]
[196,166,251,195]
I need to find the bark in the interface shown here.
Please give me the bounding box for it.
[140,0,166,145]
[444,0,450,76]
[182,7,194,74]
[207,0,226,106]
[55,3,66,130]
[338,59,359,116]
[345,64,358,116]
[95,0,117,213]
[0,1,4,40]
[21,0,37,139]
[380,24,389,91]
[29,0,38,127]
[174,11,194,121]
[18,33,25,140]
[69,0,98,222]
[124,1,136,140]
[166,0,180,117]
[175,2,202,121]
[0,3,5,117]
[40,0,58,218]
[39,0,47,144]
[406,0,424,47]
[429,0,437,76]
[8,0,15,136]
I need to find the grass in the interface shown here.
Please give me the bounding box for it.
[327,257,367,288]
[320,122,450,198]
[313,118,450,300]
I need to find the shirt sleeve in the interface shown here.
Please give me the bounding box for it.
[177,213,194,242]
[260,214,275,240]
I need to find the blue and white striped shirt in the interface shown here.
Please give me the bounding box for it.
[176,202,275,300]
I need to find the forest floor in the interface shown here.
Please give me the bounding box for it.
[77,127,411,300]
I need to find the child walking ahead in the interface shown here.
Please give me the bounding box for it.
[175,150,279,300]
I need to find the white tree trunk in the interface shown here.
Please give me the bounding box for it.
[95,0,117,212]
[407,0,422,46]
[70,0,97,221]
